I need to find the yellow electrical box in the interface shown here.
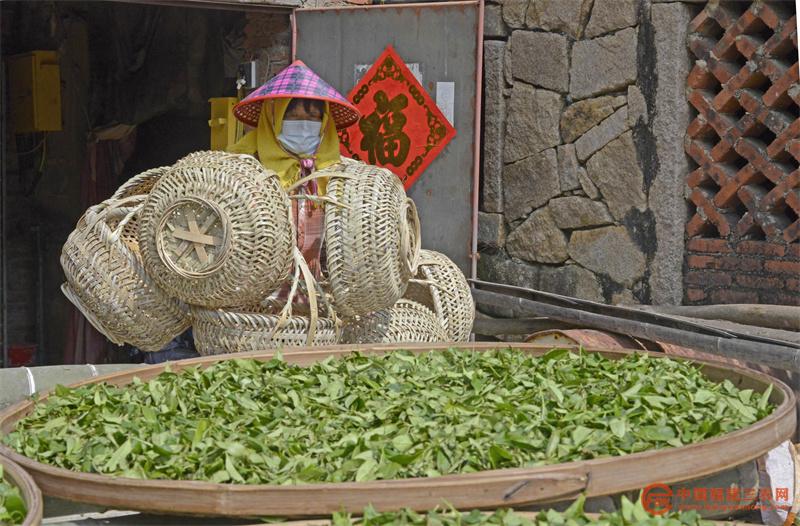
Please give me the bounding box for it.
[208,97,241,151]
[7,51,62,133]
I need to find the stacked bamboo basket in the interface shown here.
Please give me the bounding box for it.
[60,151,475,355]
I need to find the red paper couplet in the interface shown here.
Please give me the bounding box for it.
[339,45,457,190]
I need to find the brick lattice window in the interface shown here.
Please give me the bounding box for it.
[685,1,799,306]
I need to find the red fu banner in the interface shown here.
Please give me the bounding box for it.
[338,45,456,190]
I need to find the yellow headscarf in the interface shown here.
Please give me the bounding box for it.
[227,98,341,194]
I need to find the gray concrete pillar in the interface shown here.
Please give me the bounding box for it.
[649,2,695,305]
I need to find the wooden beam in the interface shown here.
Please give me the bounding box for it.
[630,304,800,332]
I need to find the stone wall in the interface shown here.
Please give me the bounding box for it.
[479,0,696,306]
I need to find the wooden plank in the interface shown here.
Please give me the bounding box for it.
[0,343,793,518]
[472,288,800,372]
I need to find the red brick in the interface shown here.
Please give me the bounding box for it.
[733,274,783,290]
[789,244,800,260]
[764,63,799,107]
[690,190,734,238]
[686,288,707,302]
[687,254,763,272]
[764,260,800,276]
[685,133,713,165]
[686,270,732,287]
[686,215,711,238]
[687,238,732,254]
[687,66,720,90]
[717,256,762,272]
[710,289,759,304]
[784,221,800,244]
[736,138,789,184]
[757,2,782,30]
[787,279,800,292]
[734,241,785,257]
[687,255,716,269]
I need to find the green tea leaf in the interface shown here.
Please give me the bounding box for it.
[637,425,676,442]
[541,348,569,362]
[545,380,564,404]
[758,384,773,411]
[355,458,378,481]
[392,434,413,453]
[546,429,560,458]
[225,455,245,483]
[489,444,513,465]
[609,418,626,439]
[571,426,592,446]
[693,389,715,404]
[105,439,132,471]
[621,382,642,399]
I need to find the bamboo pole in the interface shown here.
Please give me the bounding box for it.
[630,304,800,332]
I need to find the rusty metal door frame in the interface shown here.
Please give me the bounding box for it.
[291,0,484,279]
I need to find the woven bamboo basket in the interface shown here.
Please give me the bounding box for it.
[60,196,190,352]
[138,151,294,308]
[192,249,340,355]
[111,165,166,200]
[192,308,339,355]
[317,161,421,317]
[404,250,475,341]
[341,299,447,344]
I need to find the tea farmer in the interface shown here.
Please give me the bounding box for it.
[228,60,360,276]
[139,62,359,363]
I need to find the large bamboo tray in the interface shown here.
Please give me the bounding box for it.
[0,343,794,518]
[1,454,43,526]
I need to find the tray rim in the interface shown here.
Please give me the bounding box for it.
[1,452,43,526]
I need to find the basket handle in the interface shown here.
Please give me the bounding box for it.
[289,194,352,210]
[399,197,422,275]
[270,247,321,346]
[286,172,358,194]
[408,277,457,299]
[108,203,145,242]
[270,252,303,334]
[270,247,341,345]
[85,194,147,234]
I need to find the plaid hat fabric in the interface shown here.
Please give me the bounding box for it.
[233,60,360,129]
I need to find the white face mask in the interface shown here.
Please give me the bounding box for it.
[278,120,322,156]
